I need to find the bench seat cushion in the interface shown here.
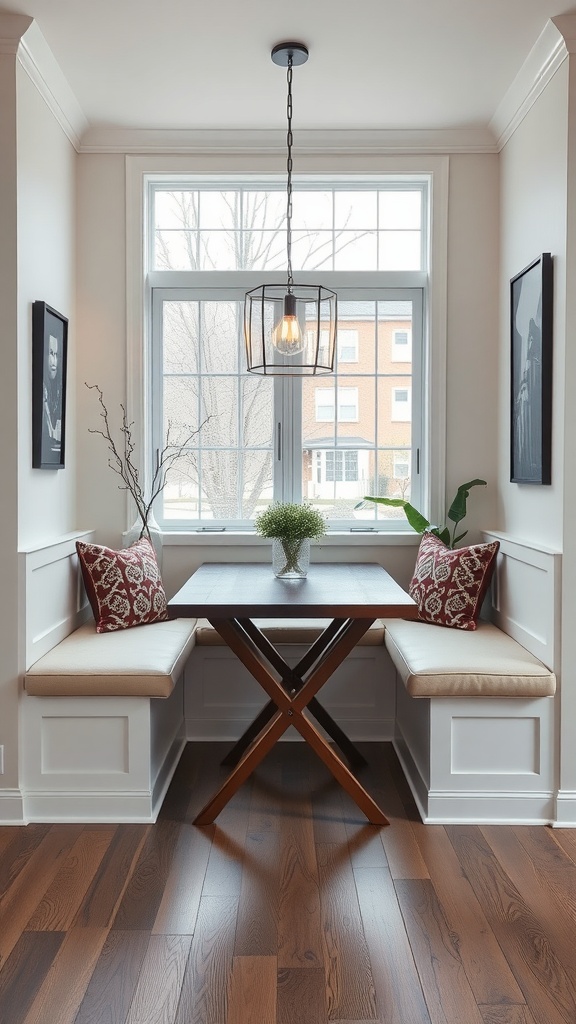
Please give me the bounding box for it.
[25,618,197,698]
[383,618,556,698]
[194,617,385,646]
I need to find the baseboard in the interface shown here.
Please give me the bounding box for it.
[0,789,25,824]
[22,790,162,823]
[554,790,576,826]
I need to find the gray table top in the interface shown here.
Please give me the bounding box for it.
[168,562,418,620]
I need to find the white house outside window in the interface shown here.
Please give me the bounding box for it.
[147,177,428,531]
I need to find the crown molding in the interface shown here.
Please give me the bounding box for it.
[79,125,497,155]
[490,18,569,150]
[16,20,88,150]
[0,13,32,54]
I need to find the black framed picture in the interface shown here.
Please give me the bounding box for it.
[32,301,68,470]
[510,253,553,485]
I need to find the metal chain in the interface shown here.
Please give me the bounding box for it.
[286,55,294,291]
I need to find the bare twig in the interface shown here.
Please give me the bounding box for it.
[86,383,206,540]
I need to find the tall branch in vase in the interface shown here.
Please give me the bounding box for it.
[86,383,205,540]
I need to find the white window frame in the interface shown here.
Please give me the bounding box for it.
[125,159,449,538]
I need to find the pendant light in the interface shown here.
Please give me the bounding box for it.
[244,42,337,375]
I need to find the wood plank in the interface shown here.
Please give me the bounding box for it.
[511,825,576,925]
[395,878,484,1024]
[152,822,213,935]
[478,1006,537,1024]
[354,867,431,1024]
[21,927,108,1024]
[124,934,192,1024]
[412,823,525,1005]
[0,825,83,968]
[277,800,323,969]
[481,826,576,982]
[0,931,65,1024]
[110,819,180,931]
[234,830,280,956]
[367,747,429,880]
[277,967,327,1024]
[0,825,51,899]
[226,955,277,1024]
[25,827,114,931]
[447,825,576,1024]
[550,828,576,867]
[75,824,149,928]
[174,895,238,1024]
[317,842,378,1021]
[201,824,245,899]
[74,930,150,1024]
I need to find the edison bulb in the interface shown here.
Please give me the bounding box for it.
[272,293,305,356]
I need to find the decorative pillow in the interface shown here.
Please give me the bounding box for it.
[408,532,500,631]
[76,537,168,633]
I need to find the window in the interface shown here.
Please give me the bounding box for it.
[392,328,412,361]
[315,387,359,423]
[147,177,427,531]
[392,387,411,422]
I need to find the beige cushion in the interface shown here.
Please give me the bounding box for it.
[194,617,385,646]
[383,618,556,698]
[25,618,197,698]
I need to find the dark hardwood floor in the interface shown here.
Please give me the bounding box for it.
[0,741,575,1023]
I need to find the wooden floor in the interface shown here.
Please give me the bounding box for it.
[0,742,575,1024]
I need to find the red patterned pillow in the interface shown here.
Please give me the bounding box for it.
[408,532,499,630]
[76,537,168,633]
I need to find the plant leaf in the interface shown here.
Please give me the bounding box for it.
[432,526,451,546]
[452,530,468,546]
[447,479,486,526]
[362,495,431,535]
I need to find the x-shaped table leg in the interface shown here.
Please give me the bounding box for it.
[192,616,388,827]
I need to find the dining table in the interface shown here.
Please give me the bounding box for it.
[167,561,418,826]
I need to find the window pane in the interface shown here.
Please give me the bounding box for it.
[163,377,199,444]
[243,191,286,231]
[291,190,333,230]
[199,191,237,229]
[163,302,198,374]
[242,450,273,518]
[335,190,377,229]
[155,230,198,270]
[201,450,241,519]
[242,376,273,448]
[379,190,421,229]
[292,230,333,271]
[378,378,412,441]
[377,301,413,371]
[334,231,377,271]
[201,378,239,446]
[155,191,198,230]
[200,302,239,373]
[379,230,421,270]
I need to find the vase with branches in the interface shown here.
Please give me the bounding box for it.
[86,383,204,557]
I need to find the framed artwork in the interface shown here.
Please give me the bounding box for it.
[510,253,553,485]
[32,301,68,470]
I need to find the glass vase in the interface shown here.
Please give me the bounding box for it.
[272,537,310,578]
[123,509,163,567]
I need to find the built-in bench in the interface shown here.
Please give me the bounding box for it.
[383,531,560,825]
[17,529,561,826]
[20,533,196,823]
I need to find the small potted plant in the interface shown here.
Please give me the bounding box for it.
[254,501,327,578]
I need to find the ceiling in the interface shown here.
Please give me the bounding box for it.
[4,1,576,132]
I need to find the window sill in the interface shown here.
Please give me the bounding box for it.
[160,531,421,548]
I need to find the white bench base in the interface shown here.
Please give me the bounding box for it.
[21,675,185,823]
[184,642,395,742]
[394,680,556,824]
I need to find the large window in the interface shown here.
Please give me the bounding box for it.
[148,178,428,531]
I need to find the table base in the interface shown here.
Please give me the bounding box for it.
[192,616,389,827]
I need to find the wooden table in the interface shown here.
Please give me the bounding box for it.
[168,562,417,826]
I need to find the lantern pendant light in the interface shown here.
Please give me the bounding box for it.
[244,42,337,376]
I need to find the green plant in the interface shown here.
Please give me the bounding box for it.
[255,502,327,575]
[360,479,487,549]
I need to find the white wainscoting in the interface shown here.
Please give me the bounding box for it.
[184,644,396,742]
